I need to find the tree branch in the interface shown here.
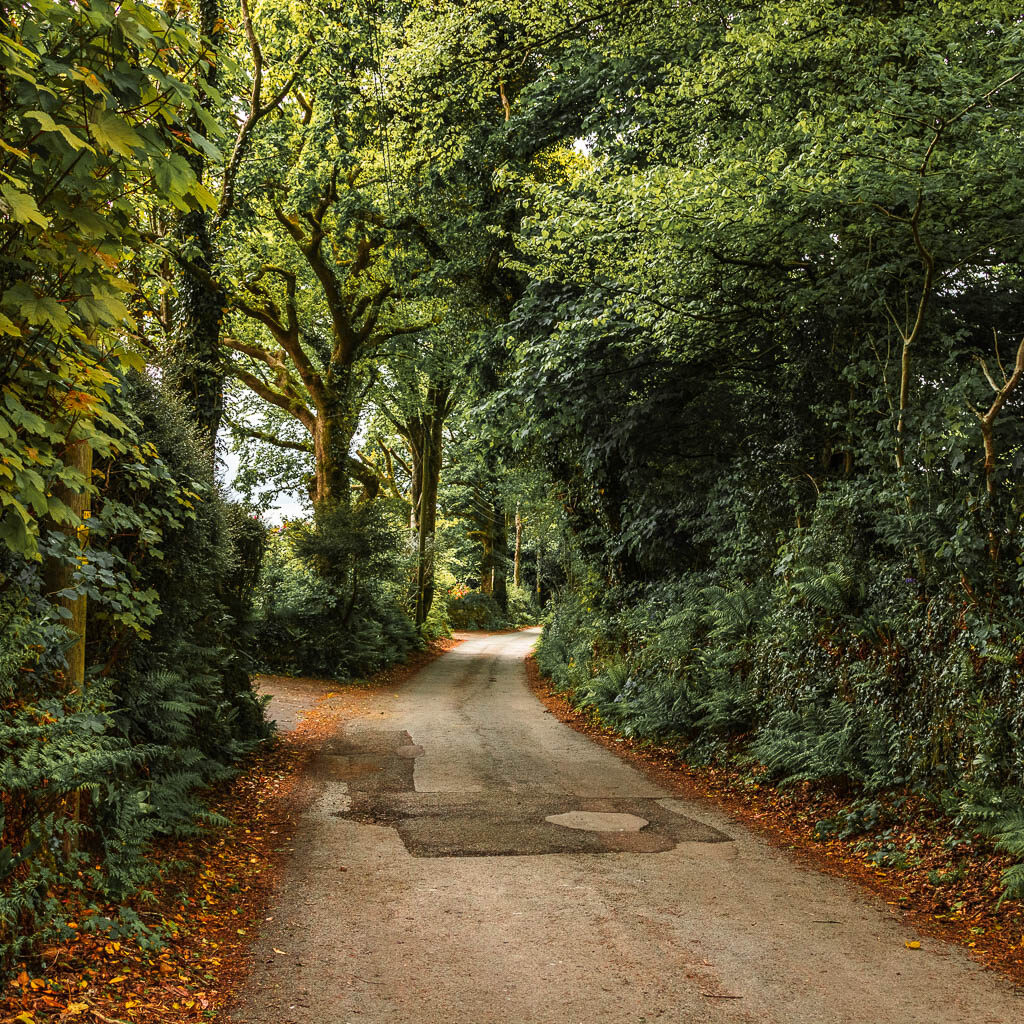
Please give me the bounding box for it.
[225,416,314,453]
[231,366,317,434]
[216,0,311,224]
[356,281,394,344]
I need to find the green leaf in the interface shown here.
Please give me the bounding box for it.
[1,184,49,228]
[24,110,94,152]
[89,110,143,157]
[3,392,49,434]
[71,67,110,96]
[188,130,221,162]
[0,508,37,559]
[75,293,134,327]
[190,180,218,211]
[47,496,81,526]
[152,153,196,207]
[0,137,29,161]
[21,294,71,331]
[66,206,111,240]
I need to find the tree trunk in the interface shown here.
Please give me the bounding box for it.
[414,413,443,626]
[491,500,508,612]
[312,371,357,509]
[45,437,92,685]
[406,386,447,627]
[972,336,1024,561]
[44,434,92,854]
[513,503,522,588]
[479,500,494,595]
[409,437,422,538]
[413,454,435,627]
[171,0,224,454]
[174,213,225,448]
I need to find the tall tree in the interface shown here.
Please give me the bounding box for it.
[157,0,308,450]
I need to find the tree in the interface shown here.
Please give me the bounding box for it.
[363,325,469,625]
[140,0,309,451]
[0,0,218,559]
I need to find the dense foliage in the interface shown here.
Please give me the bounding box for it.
[1,374,266,962]
[510,0,1024,897]
[255,502,420,678]
[0,0,263,966]
[4,0,1024,972]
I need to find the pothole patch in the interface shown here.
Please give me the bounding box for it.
[545,811,649,833]
[328,729,733,855]
[657,798,693,816]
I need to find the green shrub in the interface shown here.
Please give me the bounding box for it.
[506,584,541,626]
[447,589,509,630]
[422,580,453,642]
[254,500,420,678]
[535,478,1024,899]
[0,376,267,966]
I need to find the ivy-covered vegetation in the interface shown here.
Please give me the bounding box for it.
[3,0,1024,981]
[254,503,419,678]
[0,0,272,967]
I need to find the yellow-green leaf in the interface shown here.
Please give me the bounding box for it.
[0,136,29,161]
[1,184,49,228]
[191,180,218,210]
[26,110,94,152]
[89,110,143,157]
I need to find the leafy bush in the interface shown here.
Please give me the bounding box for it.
[447,589,508,630]
[254,500,420,678]
[991,813,1024,902]
[506,584,542,626]
[535,477,1024,897]
[0,376,266,966]
[422,569,454,641]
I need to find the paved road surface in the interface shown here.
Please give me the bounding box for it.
[234,629,1021,1024]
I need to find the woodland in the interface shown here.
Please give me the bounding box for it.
[2,0,1024,990]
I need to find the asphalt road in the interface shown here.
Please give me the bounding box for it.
[234,629,1021,1024]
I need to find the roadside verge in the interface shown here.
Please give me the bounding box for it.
[1,637,463,1024]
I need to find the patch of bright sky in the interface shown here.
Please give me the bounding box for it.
[217,440,306,524]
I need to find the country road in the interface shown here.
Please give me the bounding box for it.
[233,630,1021,1024]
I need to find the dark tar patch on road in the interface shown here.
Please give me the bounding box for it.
[316,728,731,857]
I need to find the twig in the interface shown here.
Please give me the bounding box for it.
[90,1010,131,1024]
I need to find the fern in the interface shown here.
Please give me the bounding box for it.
[790,563,853,616]
[989,811,1024,904]
[700,585,758,636]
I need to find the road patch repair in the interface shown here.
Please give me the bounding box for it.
[321,726,730,856]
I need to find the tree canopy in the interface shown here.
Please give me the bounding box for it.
[4,0,1024,975]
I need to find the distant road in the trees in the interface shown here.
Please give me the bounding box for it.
[233,631,1019,1024]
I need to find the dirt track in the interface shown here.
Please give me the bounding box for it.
[234,629,1021,1024]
